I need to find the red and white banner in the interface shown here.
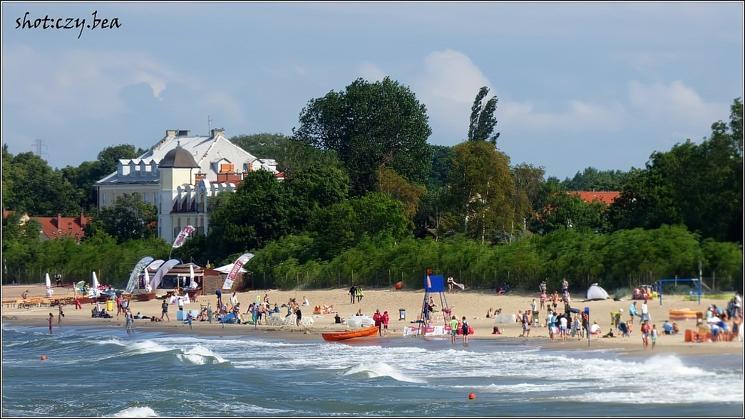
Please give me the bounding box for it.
[172,225,195,249]
[223,253,254,289]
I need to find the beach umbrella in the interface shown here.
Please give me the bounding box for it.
[92,271,100,296]
[189,264,197,288]
[45,272,51,289]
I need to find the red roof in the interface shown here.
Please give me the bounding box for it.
[570,191,620,205]
[32,214,91,241]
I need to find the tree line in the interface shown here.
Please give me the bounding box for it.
[2,77,742,291]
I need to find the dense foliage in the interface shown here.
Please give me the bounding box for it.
[293,77,433,195]
[2,81,741,292]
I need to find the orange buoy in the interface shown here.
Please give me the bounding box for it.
[468,393,476,400]
[40,355,48,361]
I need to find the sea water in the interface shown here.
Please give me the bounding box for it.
[2,324,742,417]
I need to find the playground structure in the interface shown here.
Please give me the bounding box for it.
[655,278,703,305]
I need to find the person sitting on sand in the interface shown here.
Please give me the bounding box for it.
[356,308,363,316]
[662,320,673,335]
[602,329,615,338]
[303,296,310,306]
[486,308,493,318]
[590,321,601,336]
[335,313,343,324]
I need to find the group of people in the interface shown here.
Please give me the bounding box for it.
[698,297,743,342]
[348,286,365,304]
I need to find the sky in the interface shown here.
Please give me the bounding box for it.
[2,2,743,179]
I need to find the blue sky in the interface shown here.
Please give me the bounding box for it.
[2,2,743,179]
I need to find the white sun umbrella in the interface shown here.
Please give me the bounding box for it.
[189,264,197,289]
[92,271,100,296]
[45,272,51,289]
[144,269,152,292]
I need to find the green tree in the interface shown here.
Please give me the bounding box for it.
[294,77,432,195]
[447,141,516,243]
[467,86,500,145]
[2,150,80,215]
[377,167,426,219]
[90,193,157,243]
[207,170,293,256]
[535,192,609,234]
[561,167,629,191]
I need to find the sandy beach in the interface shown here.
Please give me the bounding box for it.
[3,284,742,356]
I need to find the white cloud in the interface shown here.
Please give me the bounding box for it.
[500,99,628,134]
[1,44,244,126]
[357,62,386,82]
[412,49,494,141]
[627,80,728,128]
[411,49,627,142]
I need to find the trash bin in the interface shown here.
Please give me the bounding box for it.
[399,308,406,321]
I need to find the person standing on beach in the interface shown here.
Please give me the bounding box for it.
[116,295,122,317]
[641,299,650,323]
[295,306,302,326]
[628,301,638,324]
[650,324,658,349]
[382,311,389,335]
[373,309,383,336]
[449,316,459,344]
[349,285,356,304]
[47,313,53,334]
[522,310,531,337]
[216,289,223,308]
[230,292,238,307]
[57,301,65,325]
[461,316,470,345]
[73,295,82,310]
[641,320,651,349]
[161,299,170,321]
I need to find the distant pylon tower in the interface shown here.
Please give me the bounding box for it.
[31,138,48,160]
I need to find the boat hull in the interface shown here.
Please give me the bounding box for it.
[322,325,379,341]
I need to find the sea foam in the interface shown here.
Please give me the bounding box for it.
[111,406,158,417]
[343,362,425,383]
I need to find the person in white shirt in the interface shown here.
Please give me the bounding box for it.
[641,300,650,322]
[230,292,238,307]
[303,296,310,306]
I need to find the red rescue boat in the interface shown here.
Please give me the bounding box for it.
[322,325,379,342]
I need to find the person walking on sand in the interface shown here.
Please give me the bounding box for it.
[461,316,470,345]
[57,301,65,325]
[349,285,356,304]
[450,315,459,344]
[641,320,651,349]
[373,309,383,336]
[641,299,650,323]
[73,294,82,310]
[522,309,531,337]
[628,301,638,324]
[161,299,170,321]
[651,324,658,349]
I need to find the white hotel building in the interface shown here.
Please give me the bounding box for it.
[95,129,282,243]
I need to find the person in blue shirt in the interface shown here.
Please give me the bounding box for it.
[628,301,638,324]
[662,320,673,335]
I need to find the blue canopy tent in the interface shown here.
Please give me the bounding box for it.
[655,278,703,305]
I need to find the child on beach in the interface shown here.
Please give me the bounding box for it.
[651,324,658,349]
[641,321,651,349]
[383,311,390,335]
